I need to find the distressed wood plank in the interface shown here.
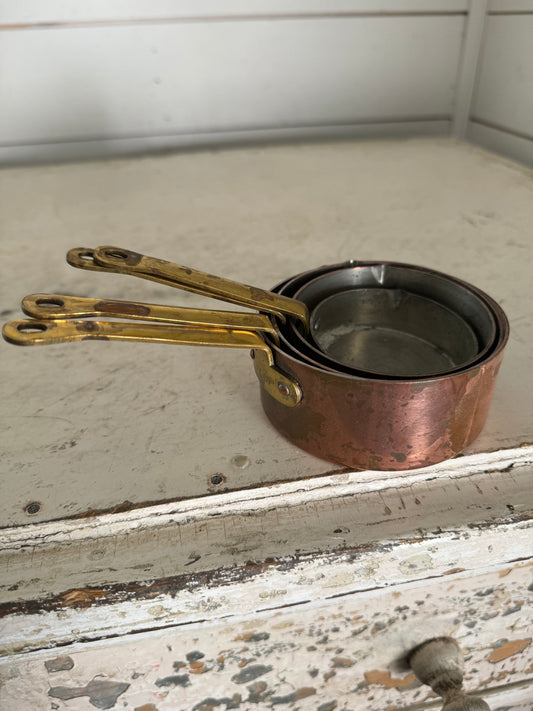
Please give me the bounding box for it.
[1,562,531,709]
[1,454,531,605]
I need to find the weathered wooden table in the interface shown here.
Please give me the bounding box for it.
[1,138,532,710]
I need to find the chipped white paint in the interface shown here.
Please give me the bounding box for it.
[1,562,532,710]
[1,517,532,655]
[1,451,532,604]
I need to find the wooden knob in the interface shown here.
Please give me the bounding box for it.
[407,637,490,711]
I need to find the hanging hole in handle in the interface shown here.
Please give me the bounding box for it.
[17,322,48,333]
[35,297,65,308]
[78,249,96,261]
[103,248,130,261]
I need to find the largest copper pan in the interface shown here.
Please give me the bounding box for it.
[255,262,509,471]
[256,342,506,470]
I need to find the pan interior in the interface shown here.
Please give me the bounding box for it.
[310,288,479,377]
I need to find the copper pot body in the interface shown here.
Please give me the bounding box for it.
[257,261,509,471]
[258,341,506,471]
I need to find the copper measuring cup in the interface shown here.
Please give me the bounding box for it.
[2,247,509,470]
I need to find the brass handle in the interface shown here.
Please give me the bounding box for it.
[21,294,278,339]
[67,246,309,328]
[408,637,490,711]
[2,319,301,407]
[3,319,271,348]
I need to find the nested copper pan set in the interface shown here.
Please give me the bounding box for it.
[3,246,509,471]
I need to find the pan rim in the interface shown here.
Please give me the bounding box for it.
[269,260,509,383]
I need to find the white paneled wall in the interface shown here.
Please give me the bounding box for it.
[0,2,467,163]
[468,1,533,166]
[1,1,532,165]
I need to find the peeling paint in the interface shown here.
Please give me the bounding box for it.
[234,632,270,642]
[191,661,208,674]
[398,554,433,574]
[246,681,269,703]
[271,687,316,704]
[192,694,242,710]
[44,655,74,673]
[155,674,190,687]
[231,664,272,684]
[498,569,513,578]
[2,558,533,710]
[59,588,107,608]
[488,639,531,663]
[331,657,354,668]
[364,670,418,689]
[48,678,129,709]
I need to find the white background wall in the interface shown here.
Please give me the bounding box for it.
[467,0,533,166]
[0,1,532,165]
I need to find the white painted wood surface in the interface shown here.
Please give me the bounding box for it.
[468,122,533,168]
[1,139,532,708]
[468,13,533,166]
[3,1,533,170]
[1,138,533,529]
[0,15,463,165]
[0,1,470,25]
[0,1,470,164]
[2,471,532,650]
[2,138,533,528]
[2,444,532,605]
[488,0,533,11]
[471,14,533,138]
[451,0,488,139]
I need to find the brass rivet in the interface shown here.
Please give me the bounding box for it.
[277,382,290,397]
